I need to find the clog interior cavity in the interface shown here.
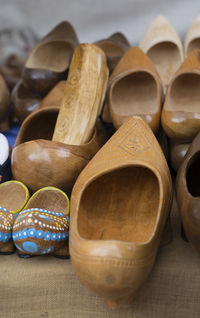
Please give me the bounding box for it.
[186,152,200,197]
[0,182,27,211]
[17,110,58,144]
[25,189,69,214]
[78,167,159,243]
[167,73,200,112]
[187,38,200,56]
[26,41,72,72]
[95,42,125,57]
[147,42,181,87]
[112,71,158,115]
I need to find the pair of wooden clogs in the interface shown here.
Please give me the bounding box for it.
[0,180,69,257]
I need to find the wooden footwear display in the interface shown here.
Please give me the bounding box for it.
[12,80,41,122]
[0,133,11,183]
[0,74,10,131]
[69,116,172,308]
[94,32,130,72]
[107,46,162,132]
[162,49,200,141]
[12,44,108,193]
[22,21,79,94]
[185,15,200,56]
[140,16,184,92]
[13,186,69,258]
[176,131,200,256]
[0,180,29,254]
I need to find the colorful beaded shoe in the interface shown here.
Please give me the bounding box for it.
[13,186,70,258]
[0,180,30,254]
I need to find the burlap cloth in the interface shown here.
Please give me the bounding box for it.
[0,194,200,318]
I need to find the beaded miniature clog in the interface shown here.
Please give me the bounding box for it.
[0,180,29,254]
[13,186,69,258]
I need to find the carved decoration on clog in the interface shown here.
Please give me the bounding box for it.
[0,206,14,251]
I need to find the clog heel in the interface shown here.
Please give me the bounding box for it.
[0,180,29,254]
[70,116,172,308]
[13,186,69,258]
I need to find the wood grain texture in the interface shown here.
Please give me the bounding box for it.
[140,15,183,92]
[162,49,200,141]
[107,46,162,132]
[52,43,109,145]
[69,116,172,308]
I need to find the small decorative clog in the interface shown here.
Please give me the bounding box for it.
[107,46,162,132]
[22,21,79,94]
[176,131,200,255]
[0,180,29,254]
[0,133,11,183]
[94,32,130,72]
[140,15,184,92]
[70,116,172,308]
[185,14,200,56]
[162,49,200,141]
[13,186,69,258]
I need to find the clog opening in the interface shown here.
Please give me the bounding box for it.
[26,188,69,214]
[112,71,158,116]
[17,109,58,144]
[147,42,181,86]
[26,41,73,72]
[186,152,200,197]
[0,182,27,211]
[78,166,159,243]
[168,73,200,112]
[187,39,200,56]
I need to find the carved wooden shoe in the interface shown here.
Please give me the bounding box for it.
[22,21,79,94]
[12,80,41,122]
[13,186,69,258]
[0,74,10,132]
[12,44,108,193]
[69,116,172,308]
[162,49,200,141]
[38,80,66,110]
[0,180,29,254]
[94,32,130,72]
[185,14,200,56]
[176,131,200,255]
[107,46,162,132]
[140,16,184,92]
[0,133,11,183]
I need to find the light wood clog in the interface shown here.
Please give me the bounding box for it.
[140,15,184,92]
[69,116,172,308]
[12,44,109,193]
[13,186,69,258]
[0,180,29,254]
[94,32,130,72]
[107,46,162,132]
[185,15,200,56]
[22,21,79,94]
[162,49,200,141]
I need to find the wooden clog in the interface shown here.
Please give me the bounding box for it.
[185,15,200,56]
[176,131,200,255]
[12,109,107,193]
[0,180,29,254]
[22,21,79,94]
[12,80,41,122]
[162,49,200,141]
[107,46,162,132]
[13,186,69,258]
[94,32,130,72]
[69,116,172,308]
[170,141,190,172]
[140,16,184,92]
[38,80,66,110]
[0,55,25,90]
[0,133,11,183]
[0,74,10,132]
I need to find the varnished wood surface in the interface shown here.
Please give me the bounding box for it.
[70,116,172,309]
